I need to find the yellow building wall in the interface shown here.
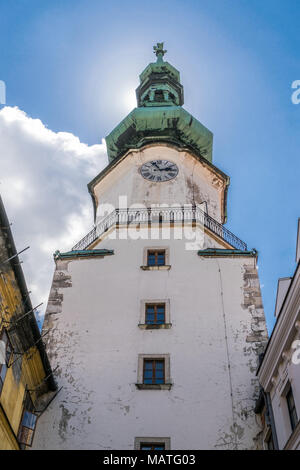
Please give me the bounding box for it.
[0,406,19,450]
[0,268,47,450]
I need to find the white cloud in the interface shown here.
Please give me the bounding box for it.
[0,106,108,320]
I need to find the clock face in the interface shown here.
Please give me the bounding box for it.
[140,160,179,182]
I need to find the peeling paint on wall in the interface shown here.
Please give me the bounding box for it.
[242,264,268,353]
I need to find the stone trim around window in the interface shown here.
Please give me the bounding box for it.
[140,265,171,271]
[138,323,172,330]
[134,437,171,450]
[138,299,171,329]
[135,354,172,390]
[140,246,170,270]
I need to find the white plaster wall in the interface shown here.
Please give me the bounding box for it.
[93,145,226,224]
[33,233,266,450]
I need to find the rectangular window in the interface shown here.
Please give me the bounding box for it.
[140,443,166,450]
[286,385,298,432]
[136,354,171,389]
[0,330,13,395]
[147,250,165,266]
[134,437,171,450]
[18,392,38,447]
[143,359,165,385]
[145,304,165,325]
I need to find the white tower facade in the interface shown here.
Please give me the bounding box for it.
[33,45,268,450]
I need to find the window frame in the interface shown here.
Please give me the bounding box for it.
[145,303,165,325]
[286,384,298,432]
[136,354,172,390]
[138,299,171,329]
[140,442,165,450]
[134,437,171,450]
[0,329,13,395]
[147,250,166,267]
[143,359,165,385]
[17,392,38,448]
[141,246,170,271]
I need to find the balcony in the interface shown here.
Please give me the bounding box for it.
[72,205,247,252]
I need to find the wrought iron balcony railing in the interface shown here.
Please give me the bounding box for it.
[72,205,247,252]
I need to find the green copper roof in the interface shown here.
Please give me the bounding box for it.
[197,248,258,257]
[53,249,114,260]
[106,106,213,163]
[136,42,183,108]
[105,43,213,163]
[140,59,180,84]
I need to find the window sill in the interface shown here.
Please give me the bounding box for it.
[135,383,173,390]
[140,265,171,271]
[138,323,172,330]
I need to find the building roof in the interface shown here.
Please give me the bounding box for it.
[105,105,213,163]
[0,195,56,391]
[105,43,213,164]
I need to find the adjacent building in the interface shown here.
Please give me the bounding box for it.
[256,219,300,450]
[0,196,56,449]
[33,44,268,450]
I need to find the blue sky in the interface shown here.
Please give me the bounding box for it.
[0,0,299,331]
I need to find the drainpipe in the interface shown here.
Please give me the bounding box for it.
[264,391,279,450]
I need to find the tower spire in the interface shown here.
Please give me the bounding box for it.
[153,42,167,63]
[136,42,183,108]
[105,44,213,164]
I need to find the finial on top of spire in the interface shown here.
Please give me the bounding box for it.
[153,42,167,63]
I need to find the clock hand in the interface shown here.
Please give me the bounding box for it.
[152,162,161,170]
[163,165,175,171]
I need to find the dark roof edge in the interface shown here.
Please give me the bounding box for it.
[54,249,114,260]
[198,248,257,257]
[0,195,56,391]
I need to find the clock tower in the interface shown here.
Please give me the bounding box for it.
[33,44,268,450]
